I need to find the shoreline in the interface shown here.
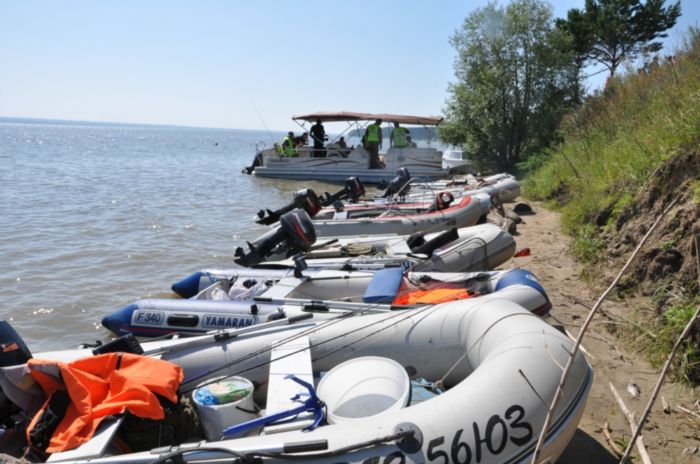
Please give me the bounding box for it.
[510,201,699,463]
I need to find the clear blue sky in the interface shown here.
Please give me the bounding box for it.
[1,0,697,131]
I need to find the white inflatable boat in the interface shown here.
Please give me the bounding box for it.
[105,268,550,337]
[6,298,592,463]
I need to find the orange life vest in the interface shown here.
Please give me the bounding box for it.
[26,352,183,453]
[393,285,475,305]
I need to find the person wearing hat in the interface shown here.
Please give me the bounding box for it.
[282,131,297,157]
[364,119,383,168]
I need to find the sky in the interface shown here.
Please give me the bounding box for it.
[1,0,698,131]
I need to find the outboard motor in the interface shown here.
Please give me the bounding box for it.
[0,321,32,368]
[320,176,365,207]
[236,208,317,266]
[382,167,412,198]
[406,228,460,256]
[255,188,322,225]
[243,151,264,175]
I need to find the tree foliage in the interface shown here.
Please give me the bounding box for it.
[439,0,577,171]
[558,0,681,78]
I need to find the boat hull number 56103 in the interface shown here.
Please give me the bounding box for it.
[337,404,533,464]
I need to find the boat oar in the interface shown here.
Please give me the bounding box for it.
[252,296,415,311]
[141,313,314,357]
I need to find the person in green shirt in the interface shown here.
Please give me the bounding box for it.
[364,119,383,169]
[390,122,410,148]
[281,131,297,157]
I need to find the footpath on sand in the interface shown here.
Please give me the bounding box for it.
[509,201,699,463]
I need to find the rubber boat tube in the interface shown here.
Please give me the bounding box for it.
[103,268,550,337]
[41,298,592,463]
[172,223,515,298]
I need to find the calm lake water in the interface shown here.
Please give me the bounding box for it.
[0,119,355,352]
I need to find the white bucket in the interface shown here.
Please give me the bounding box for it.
[317,356,410,424]
[192,376,257,441]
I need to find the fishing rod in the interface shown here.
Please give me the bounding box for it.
[251,102,276,145]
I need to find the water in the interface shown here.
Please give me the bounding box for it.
[0,119,348,352]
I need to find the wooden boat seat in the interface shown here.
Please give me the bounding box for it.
[263,335,314,434]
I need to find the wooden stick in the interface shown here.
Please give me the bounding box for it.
[620,233,700,463]
[609,382,653,464]
[529,198,678,463]
[675,404,700,420]
[603,421,624,457]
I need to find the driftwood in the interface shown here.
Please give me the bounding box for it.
[675,404,700,420]
[619,233,700,463]
[529,198,679,464]
[609,382,653,464]
[603,421,624,458]
[661,396,670,414]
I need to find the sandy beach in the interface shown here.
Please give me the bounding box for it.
[508,202,699,463]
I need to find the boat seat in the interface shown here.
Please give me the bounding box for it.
[363,267,405,303]
[46,416,124,462]
[263,335,314,434]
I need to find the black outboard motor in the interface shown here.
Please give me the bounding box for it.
[320,176,365,207]
[255,188,322,225]
[236,208,317,266]
[0,321,32,368]
[406,228,459,256]
[382,167,412,198]
[243,151,264,175]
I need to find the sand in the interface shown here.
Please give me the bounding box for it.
[509,202,700,463]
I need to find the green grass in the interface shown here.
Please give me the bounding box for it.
[522,28,700,382]
[523,28,700,262]
[641,300,700,384]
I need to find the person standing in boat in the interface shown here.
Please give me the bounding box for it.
[309,119,326,157]
[282,131,297,157]
[390,122,410,148]
[364,118,383,168]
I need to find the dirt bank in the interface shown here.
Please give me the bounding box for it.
[507,202,699,463]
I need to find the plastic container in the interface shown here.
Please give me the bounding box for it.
[317,356,410,424]
[192,376,256,440]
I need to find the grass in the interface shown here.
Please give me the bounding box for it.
[522,28,700,382]
[523,28,700,255]
[641,299,700,384]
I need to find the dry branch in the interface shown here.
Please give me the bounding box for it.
[619,233,700,463]
[529,198,679,464]
[603,421,624,458]
[609,382,653,464]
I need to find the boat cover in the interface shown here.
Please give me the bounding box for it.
[293,112,443,126]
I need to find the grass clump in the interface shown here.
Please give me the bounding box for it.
[641,299,700,384]
[523,27,700,244]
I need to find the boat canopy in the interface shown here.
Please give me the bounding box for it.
[292,112,443,126]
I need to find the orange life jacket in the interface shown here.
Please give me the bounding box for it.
[393,285,475,305]
[26,352,183,453]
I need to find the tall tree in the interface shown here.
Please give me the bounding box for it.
[440,0,576,171]
[561,0,681,78]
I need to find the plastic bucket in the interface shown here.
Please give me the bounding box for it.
[192,376,256,440]
[317,356,410,424]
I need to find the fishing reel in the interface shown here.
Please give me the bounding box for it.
[255,189,323,225]
[382,167,412,198]
[236,208,317,266]
[319,177,365,207]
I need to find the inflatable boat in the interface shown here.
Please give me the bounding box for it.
[234,208,513,273]
[104,268,551,337]
[1,298,592,463]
